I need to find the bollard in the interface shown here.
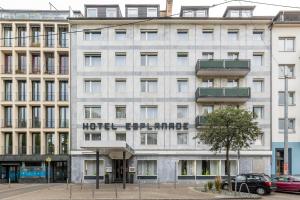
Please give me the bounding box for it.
[114,183,118,200]
[157,178,160,189]
[92,189,95,200]
[138,178,141,200]
[67,178,69,189]
[69,185,72,200]
[80,178,83,191]
[8,177,11,188]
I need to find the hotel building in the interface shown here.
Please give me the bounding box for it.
[0,9,81,183]
[70,4,272,184]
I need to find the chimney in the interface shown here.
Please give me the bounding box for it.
[166,0,173,16]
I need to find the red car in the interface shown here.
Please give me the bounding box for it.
[273,176,300,192]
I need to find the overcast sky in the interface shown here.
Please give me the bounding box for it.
[1,0,300,17]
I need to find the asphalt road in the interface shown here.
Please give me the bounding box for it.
[262,191,300,200]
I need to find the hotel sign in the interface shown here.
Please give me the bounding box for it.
[82,122,189,130]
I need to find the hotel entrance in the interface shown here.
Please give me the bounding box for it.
[112,159,128,183]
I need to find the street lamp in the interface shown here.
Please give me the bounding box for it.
[283,67,289,175]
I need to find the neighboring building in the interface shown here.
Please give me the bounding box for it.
[70,5,272,184]
[0,9,81,183]
[271,11,300,176]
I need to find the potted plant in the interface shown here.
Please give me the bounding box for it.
[129,172,134,184]
[104,172,109,184]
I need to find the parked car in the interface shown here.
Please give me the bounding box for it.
[272,176,300,192]
[221,173,273,195]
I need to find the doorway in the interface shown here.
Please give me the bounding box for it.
[112,159,128,183]
[1,165,19,183]
[275,148,292,175]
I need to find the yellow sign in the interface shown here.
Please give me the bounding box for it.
[46,157,51,162]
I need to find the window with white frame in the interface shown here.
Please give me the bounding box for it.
[278,91,295,105]
[279,65,295,78]
[279,118,295,133]
[115,79,126,93]
[141,79,157,93]
[116,132,126,141]
[140,30,158,40]
[202,29,214,40]
[201,79,214,87]
[84,54,101,67]
[84,160,104,176]
[252,79,264,92]
[202,52,214,59]
[221,160,237,176]
[140,132,157,145]
[177,52,189,65]
[196,160,219,176]
[182,10,193,17]
[177,29,189,40]
[253,53,264,67]
[116,105,126,119]
[141,53,158,66]
[84,31,101,41]
[279,37,295,52]
[84,106,101,119]
[254,134,263,145]
[86,8,97,17]
[84,133,101,141]
[84,80,101,93]
[140,106,158,120]
[227,52,239,60]
[137,160,157,176]
[177,132,188,145]
[227,79,239,87]
[253,30,264,40]
[106,8,117,17]
[196,10,207,17]
[241,10,251,17]
[230,10,240,17]
[115,29,126,40]
[201,105,213,115]
[253,106,264,119]
[127,7,138,17]
[177,105,188,119]
[178,160,194,176]
[228,29,239,40]
[177,79,188,93]
[115,52,126,66]
[147,7,157,17]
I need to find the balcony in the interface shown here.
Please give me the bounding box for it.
[15,67,27,74]
[195,115,207,128]
[195,59,250,77]
[44,66,55,74]
[59,120,69,128]
[1,120,12,128]
[18,146,27,155]
[195,87,250,102]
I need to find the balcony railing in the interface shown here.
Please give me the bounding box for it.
[30,67,41,74]
[15,67,27,74]
[17,93,27,101]
[195,59,250,77]
[44,66,55,74]
[45,120,55,128]
[196,87,251,102]
[31,93,41,101]
[17,120,27,128]
[45,92,55,101]
[59,93,68,101]
[1,120,12,128]
[45,146,55,155]
[2,92,12,101]
[59,120,69,128]
[58,68,68,75]
[31,145,40,155]
[195,115,208,128]
[1,65,13,74]
[18,146,27,155]
[3,145,13,154]
[59,145,68,155]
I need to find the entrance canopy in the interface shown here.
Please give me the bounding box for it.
[81,141,134,159]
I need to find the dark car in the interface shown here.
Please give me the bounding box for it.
[221,173,273,195]
[272,176,300,192]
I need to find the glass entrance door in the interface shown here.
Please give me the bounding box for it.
[2,165,19,183]
[113,160,128,183]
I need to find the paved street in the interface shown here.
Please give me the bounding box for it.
[262,192,300,200]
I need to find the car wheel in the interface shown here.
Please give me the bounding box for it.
[222,184,229,190]
[256,187,266,195]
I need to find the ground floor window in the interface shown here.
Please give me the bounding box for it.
[221,160,237,176]
[196,160,219,176]
[178,160,194,176]
[137,160,157,176]
[84,160,104,176]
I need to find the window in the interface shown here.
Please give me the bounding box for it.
[85,133,101,141]
[253,53,264,67]
[147,7,157,17]
[137,160,157,176]
[201,79,214,87]
[202,52,214,59]
[141,79,157,93]
[84,106,101,119]
[84,160,104,176]
[278,91,295,105]
[241,10,251,17]
[279,37,295,52]
[116,133,126,141]
[228,52,239,60]
[127,7,138,17]
[84,31,101,40]
[201,105,213,115]
[179,160,194,176]
[115,52,126,66]
[115,79,126,92]
[141,132,157,145]
[106,8,117,18]
[230,10,240,17]
[141,53,158,66]
[85,54,101,67]
[177,52,189,65]
[279,118,295,132]
[279,65,295,78]
[196,10,207,17]
[177,79,188,93]
[87,8,97,17]
[177,133,188,145]
[116,106,126,119]
[228,29,239,40]
[177,106,188,119]
[140,106,158,120]
[182,10,193,17]
[177,29,189,40]
[115,29,126,40]
[253,30,264,40]
[227,79,239,87]
[253,106,264,119]
[253,79,264,92]
[84,80,101,93]
[140,30,158,40]
[202,29,214,40]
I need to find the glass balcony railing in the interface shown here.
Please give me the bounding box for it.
[195,115,208,127]
[196,87,250,102]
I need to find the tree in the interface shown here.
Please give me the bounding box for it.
[194,107,262,191]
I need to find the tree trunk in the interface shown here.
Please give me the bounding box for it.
[226,147,232,192]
